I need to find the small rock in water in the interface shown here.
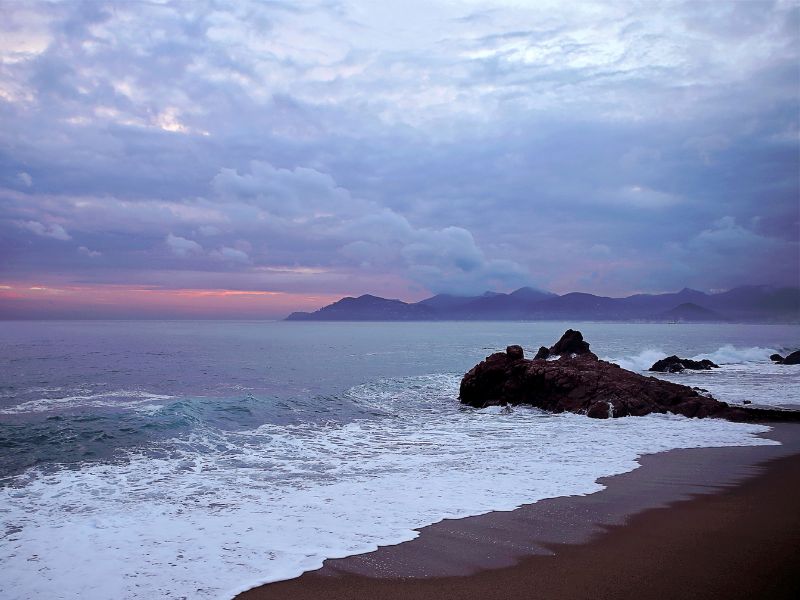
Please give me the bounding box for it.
[770,350,800,365]
[782,350,800,365]
[649,355,719,373]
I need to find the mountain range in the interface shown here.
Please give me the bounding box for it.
[286,285,800,322]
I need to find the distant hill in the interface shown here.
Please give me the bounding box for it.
[704,285,800,320]
[659,302,726,322]
[445,287,557,319]
[286,294,436,321]
[285,285,800,322]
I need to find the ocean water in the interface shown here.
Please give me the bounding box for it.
[1,320,798,599]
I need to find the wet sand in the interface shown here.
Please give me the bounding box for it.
[238,423,800,600]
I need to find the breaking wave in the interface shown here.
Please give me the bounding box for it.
[606,345,779,372]
[0,373,777,600]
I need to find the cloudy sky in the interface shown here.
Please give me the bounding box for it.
[1,0,798,317]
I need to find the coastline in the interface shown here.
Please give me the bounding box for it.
[238,422,800,600]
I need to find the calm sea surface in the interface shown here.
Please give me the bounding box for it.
[1,321,798,599]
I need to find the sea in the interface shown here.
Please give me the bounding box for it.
[1,320,798,599]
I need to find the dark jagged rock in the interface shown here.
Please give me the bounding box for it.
[534,346,550,360]
[506,345,524,361]
[549,329,595,358]
[460,351,725,418]
[649,355,720,373]
[782,350,800,365]
[459,330,800,423]
[767,351,799,365]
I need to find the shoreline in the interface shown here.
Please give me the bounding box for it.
[238,422,800,599]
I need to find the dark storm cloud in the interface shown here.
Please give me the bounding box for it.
[0,0,797,304]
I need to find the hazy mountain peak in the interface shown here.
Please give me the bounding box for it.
[287,286,800,322]
[509,286,555,298]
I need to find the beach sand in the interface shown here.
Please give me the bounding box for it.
[238,423,800,600]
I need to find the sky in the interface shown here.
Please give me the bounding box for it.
[0,0,798,318]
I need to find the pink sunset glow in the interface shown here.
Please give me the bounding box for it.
[0,283,341,319]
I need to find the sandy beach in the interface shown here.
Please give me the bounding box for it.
[239,422,800,600]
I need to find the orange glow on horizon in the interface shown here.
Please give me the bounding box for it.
[166,289,284,298]
[0,282,341,318]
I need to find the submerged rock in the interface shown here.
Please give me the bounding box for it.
[649,355,719,373]
[459,330,800,422]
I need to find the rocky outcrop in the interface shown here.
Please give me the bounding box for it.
[506,345,524,360]
[649,356,719,373]
[531,329,598,361]
[770,351,800,365]
[459,330,800,422]
[785,351,800,365]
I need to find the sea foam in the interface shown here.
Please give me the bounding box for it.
[0,374,777,600]
[605,345,799,409]
[605,344,779,372]
[0,389,175,415]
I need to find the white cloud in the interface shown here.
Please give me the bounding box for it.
[16,172,32,187]
[341,209,530,294]
[16,220,71,240]
[212,162,359,218]
[165,233,202,257]
[211,246,250,263]
[78,246,101,257]
[615,185,682,208]
[198,225,220,236]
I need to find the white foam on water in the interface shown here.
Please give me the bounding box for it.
[654,363,800,409]
[0,390,175,415]
[0,386,64,398]
[606,345,780,372]
[604,348,667,372]
[0,374,779,600]
[606,346,800,409]
[691,345,779,365]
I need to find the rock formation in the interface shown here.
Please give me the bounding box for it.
[649,356,719,373]
[505,345,524,360]
[770,351,800,365]
[459,330,799,422]
[529,329,597,361]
